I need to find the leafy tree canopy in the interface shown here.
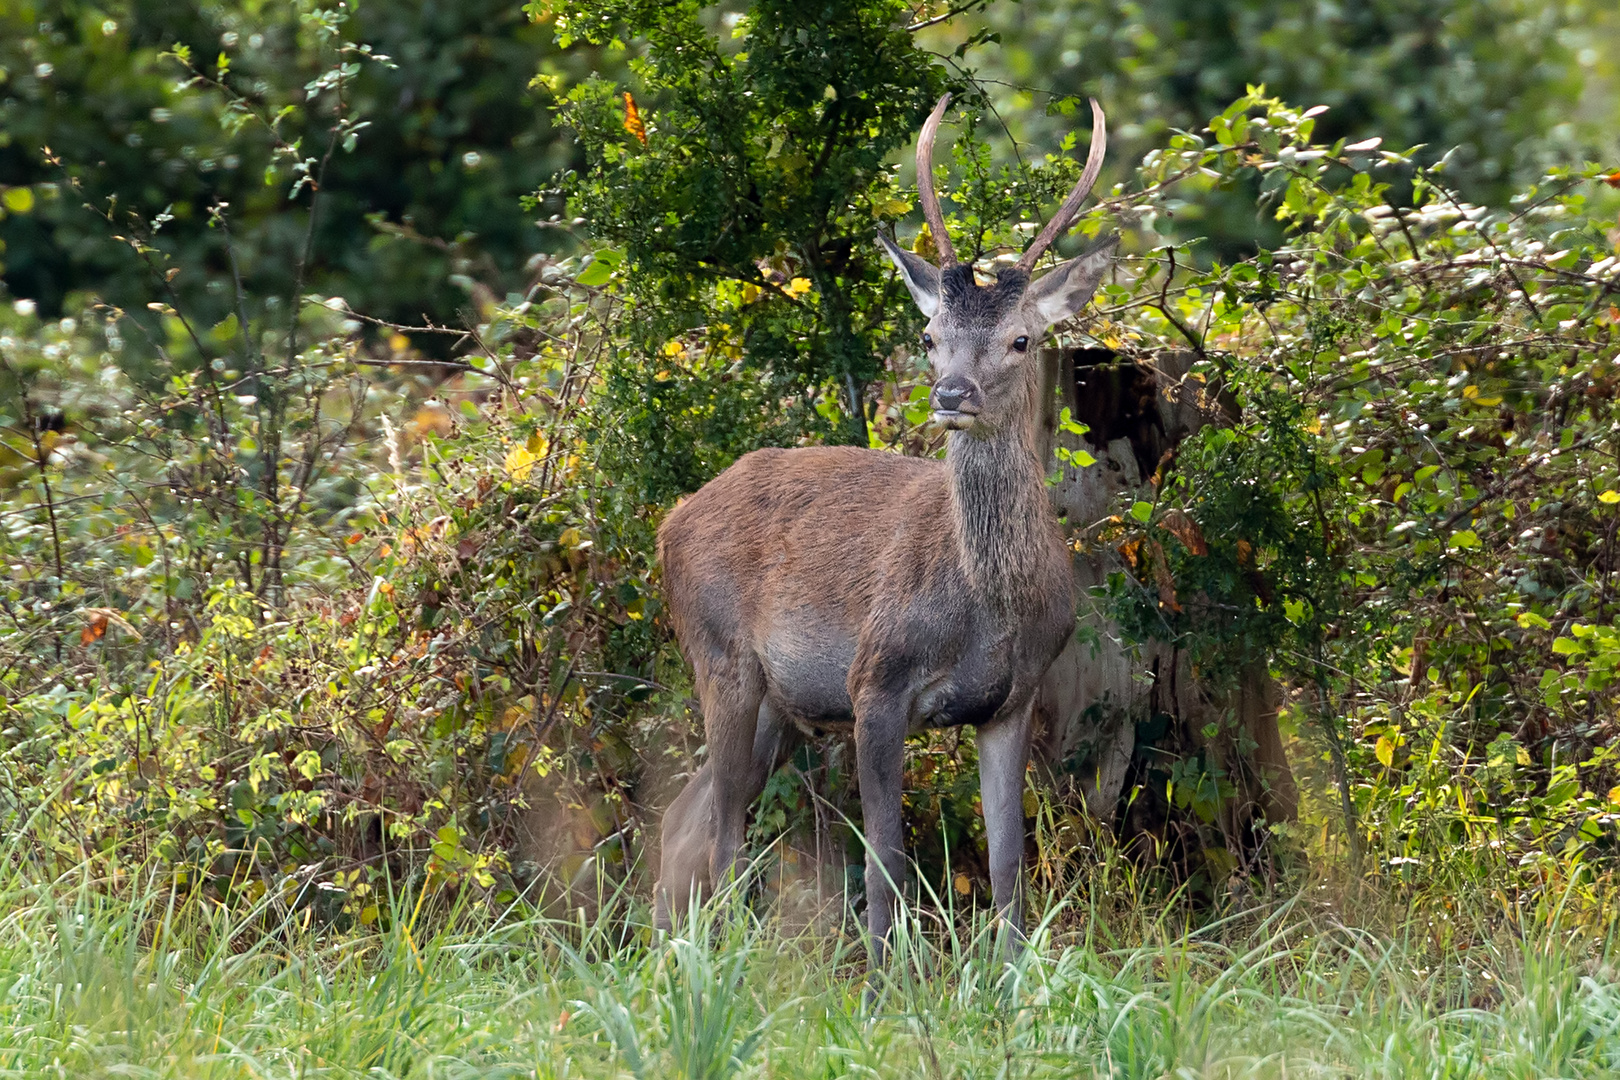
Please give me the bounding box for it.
[0,0,595,345]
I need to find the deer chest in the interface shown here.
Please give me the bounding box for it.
[911,600,1070,730]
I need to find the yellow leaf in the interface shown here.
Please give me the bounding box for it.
[504,444,537,480]
[1601,490,1620,504]
[787,277,813,296]
[388,332,410,353]
[526,430,549,457]
[1608,786,1620,806]
[2,186,34,213]
[662,340,686,357]
[1375,735,1395,768]
[1517,745,1533,766]
[912,223,935,256]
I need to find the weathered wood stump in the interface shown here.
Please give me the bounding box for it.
[1035,347,1297,870]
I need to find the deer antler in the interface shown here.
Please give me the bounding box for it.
[917,93,957,267]
[1015,98,1108,273]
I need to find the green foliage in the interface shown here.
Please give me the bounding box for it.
[542,0,955,489]
[0,9,670,905]
[1077,87,1620,887]
[10,0,1620,933]
[968,0,1618,257]
[0,0,591,334]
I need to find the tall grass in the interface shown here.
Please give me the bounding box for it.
[1,848,1618,1079]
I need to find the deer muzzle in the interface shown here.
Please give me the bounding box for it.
[931,375,983,430]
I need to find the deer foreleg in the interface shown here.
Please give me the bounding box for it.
[977,698,1033,949]
[854,707,908,967]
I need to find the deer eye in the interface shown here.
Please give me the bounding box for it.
[1012,336,1029,353]
[921,332,934,350]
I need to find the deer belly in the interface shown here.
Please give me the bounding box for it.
[759,626,857,728]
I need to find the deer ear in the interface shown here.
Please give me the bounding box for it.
[877,232,941,317]
[1025,233,1119,327]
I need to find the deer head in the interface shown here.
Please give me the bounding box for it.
[878,95,1117,437]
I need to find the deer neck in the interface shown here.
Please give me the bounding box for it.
[945,407,1052,612]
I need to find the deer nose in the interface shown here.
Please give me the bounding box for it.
[931,376,982,415]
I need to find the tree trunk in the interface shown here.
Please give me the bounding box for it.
[1034,347,1297,865]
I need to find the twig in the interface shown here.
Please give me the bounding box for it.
[1153,247,1207,359]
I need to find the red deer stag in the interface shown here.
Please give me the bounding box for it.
[655,94,1115,964]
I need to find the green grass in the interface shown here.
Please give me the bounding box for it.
[2,860,1619,1079]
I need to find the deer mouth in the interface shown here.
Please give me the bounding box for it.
[932,407,979,431]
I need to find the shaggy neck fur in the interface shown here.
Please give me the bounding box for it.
[945,378,1051,611]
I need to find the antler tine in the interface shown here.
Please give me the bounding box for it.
[917,93,957,267]
[1015,98,1108,273]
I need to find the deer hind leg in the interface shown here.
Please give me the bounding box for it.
[709,683,787,892]
[655,762,714,931]
[976,697,1035,950]
[657,655,781,926]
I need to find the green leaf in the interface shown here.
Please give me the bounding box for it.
[576,258,613,286]
[1447,529,1480,550]
[1057,406,1090,437]
[1129,501,1153,523]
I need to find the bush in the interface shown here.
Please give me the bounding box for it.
[5,0,1620,932]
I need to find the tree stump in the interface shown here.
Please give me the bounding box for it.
[1035,347,1297,873]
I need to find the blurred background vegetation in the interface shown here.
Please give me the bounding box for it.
[4,0,1620,941]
